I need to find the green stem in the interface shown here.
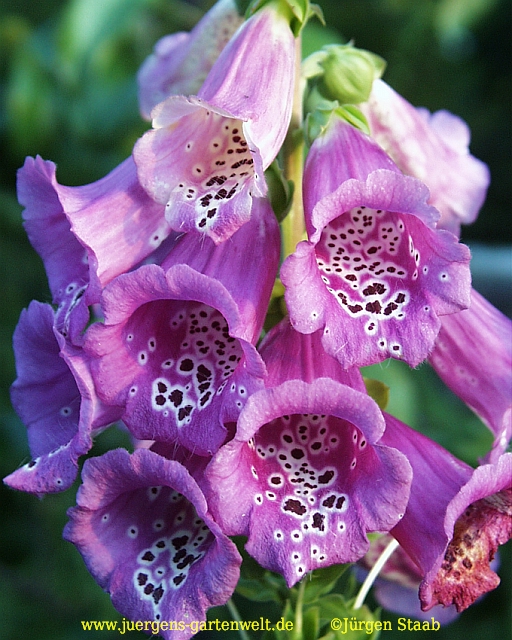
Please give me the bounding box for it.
[281,35,305,261]
[292,578,306,640]
[226,598,251,640]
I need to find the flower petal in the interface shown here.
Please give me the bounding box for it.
[381,415,512,612]
[17,156,90,342]
[59,156,171,302]
[64,448,241,639]
[420,454,512,613]
[282,118,471,368]
[363,79,490,235]
[429,288,512,462]
[205,323,411,586]
[133,3,295,242]
[5,302,121,494]
[138,0,243,119]
[85,199,278,454]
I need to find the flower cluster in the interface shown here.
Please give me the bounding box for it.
[4,0,511,638]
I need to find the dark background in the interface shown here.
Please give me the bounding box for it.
[1,1,510,638]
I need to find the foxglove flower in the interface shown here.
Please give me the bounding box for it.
[381,414,512,612]
[138,0,243,120]
[4,302,121,494]
[205,320,412,586]
[19,154,176,307]
[17,156,90,343]
[281,115,471,369]
[429,288,512,463]
[64,448,241,639]
[356,534,459,625]
[57,157,173,303]
[134,2,295,242]
[362,79,490,235]
[84,197,280,455]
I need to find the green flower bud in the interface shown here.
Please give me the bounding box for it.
[308,44,386,105]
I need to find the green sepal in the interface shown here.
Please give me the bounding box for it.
[363,377,390,411]
[305,101,369,148]
[234,537,290,604]
[265,160,295,223]
[245,0,322,36]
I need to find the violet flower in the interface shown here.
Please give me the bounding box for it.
[18,154,177,307]
[64,448,241,639]
[133,2,295,243]
[84,197,280,455]
[205,320,412,586]
[381,414,512,613]
[362,79,490,235]
[4,302,122,494]
[138,0,243,120]
[281,115,471,369]
[429,288,512,463]
[17,156,90,343]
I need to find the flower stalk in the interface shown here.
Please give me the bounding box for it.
[353,537,399,610]
[281,35,305,260]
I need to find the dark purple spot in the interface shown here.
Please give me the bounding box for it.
[335,496,346,510]
[283,499,307,516]
[153,586,164,604]
[318,470,335,485]
[178,405,193,421]
[180,359,194,372]
[169,389,183,407]
[312,512,325,531]
[172,535,189,549]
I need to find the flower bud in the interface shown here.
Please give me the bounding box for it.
[309,44,385,105]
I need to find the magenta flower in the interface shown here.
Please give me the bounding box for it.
[17,156,90,343]
[381,414,512,613]
[133,3,295,242]
[84,197,280,455]
[362,79,490,235]
[64,448,241,639]
[429,288,512,463]
[4,302,122,494]
[138,0,243,120]
[205,320,412,586]
[356,534,460,625]
[281,116,471,369]
[19,154,176,306]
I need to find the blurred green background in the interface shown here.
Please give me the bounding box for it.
[0,0,510,639]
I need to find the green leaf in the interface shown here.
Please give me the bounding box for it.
[57,0,146,71]
[316,595,382,640]
[235,537,289,603]
[302,564,349,604]
[363,378,390,411]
